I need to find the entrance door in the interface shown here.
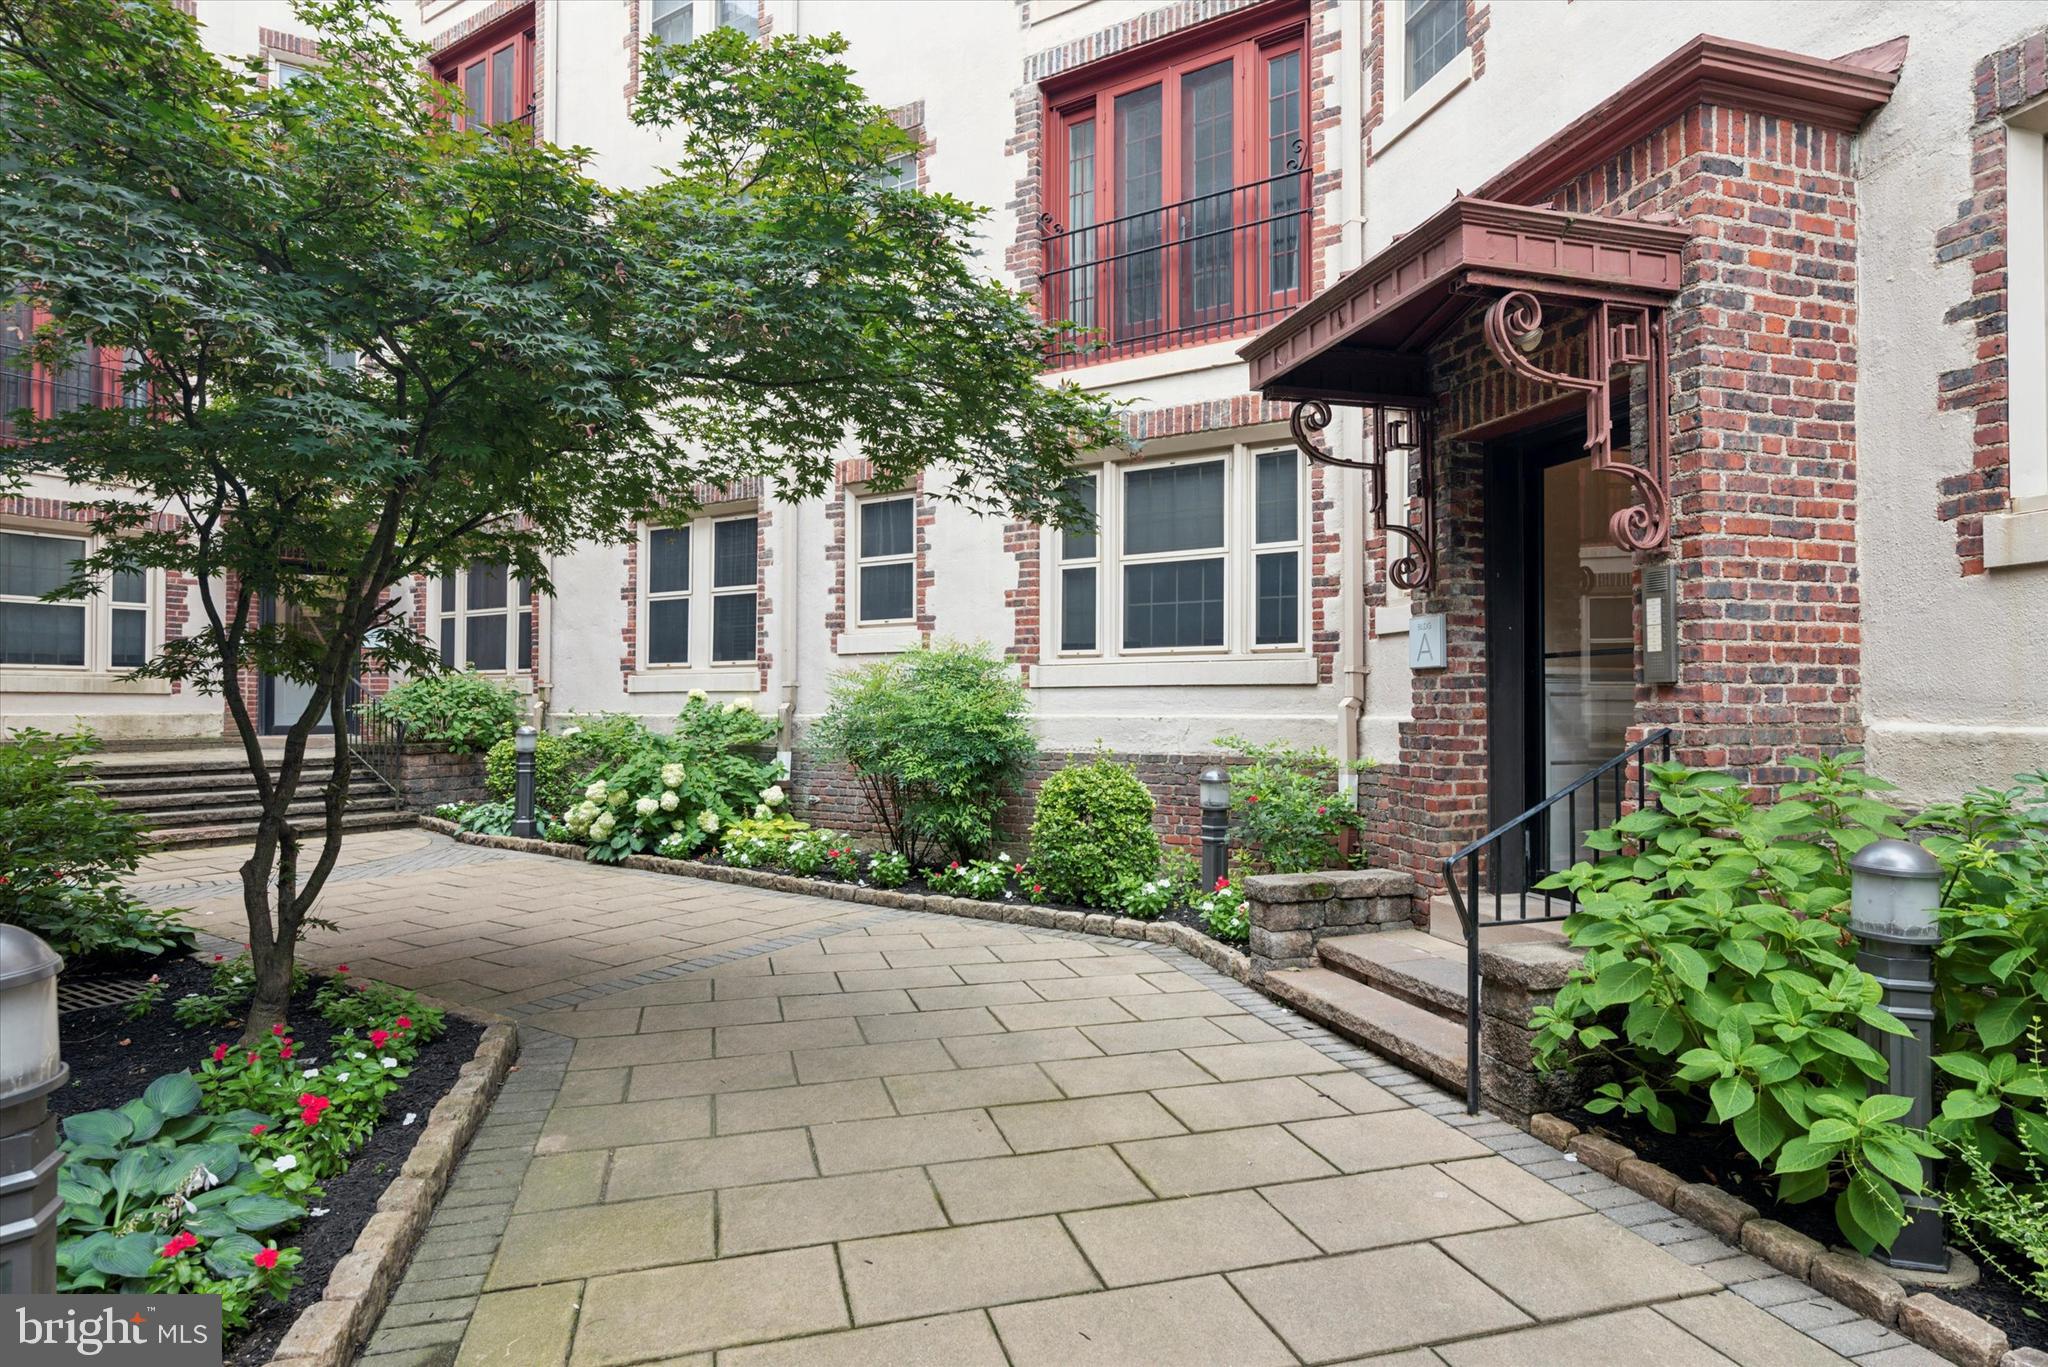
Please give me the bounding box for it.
[259,597,344,735]
[1485,420,1638,882]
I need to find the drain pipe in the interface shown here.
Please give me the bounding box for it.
[1333,0,1368,805]
[774,491,798,782]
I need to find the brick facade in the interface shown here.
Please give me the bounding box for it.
[1935,24,2048,575]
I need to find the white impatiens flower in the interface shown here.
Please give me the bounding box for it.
[659,791,679,812]
[351,1051,365,1060]
[381,1057,399,1069]
[561,726,582,737]
[585,781,607,801]
[302,1068,319,1078]
[403,1112,417,1127]
[661,763,685,789]
[636,797,659,817]
[336,1072,350,1082]
[760,785,786,807]
[698,811,721,834]
[272,1154,300,1173]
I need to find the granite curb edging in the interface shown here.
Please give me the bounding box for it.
[418,816,1257,983]
[264,1009,521,1367]
[1531,1112,2021,1367]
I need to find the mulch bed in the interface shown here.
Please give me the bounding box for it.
[686,853,1250,953]
[54,954,484,1366]
[1567,1107,2045,1349]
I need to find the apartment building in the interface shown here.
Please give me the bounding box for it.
[5,0,2045,889]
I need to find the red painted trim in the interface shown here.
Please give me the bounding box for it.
[1041,0,1308,100]
[1477,34,1901,206]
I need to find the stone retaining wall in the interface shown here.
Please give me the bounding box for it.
[372,743,489,812]
[1243,868,1417,979]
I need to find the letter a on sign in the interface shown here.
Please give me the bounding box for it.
[1408,612,1447,671]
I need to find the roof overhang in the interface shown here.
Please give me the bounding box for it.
[1239,197,1689,404]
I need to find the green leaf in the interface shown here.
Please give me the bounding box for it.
[61,1109,133,1150]
[1590,960,1654,1009]
[1720,938,1767,976]
[1774,1136,1835,1173]
[203,1232,264,1279]
[1710,1075,1757,1121]
[2014,1108,2048,1159]
[116,1097,163,1145]
[1856,1093,1915,1126]
[88,1232,159,1280]
[1841,1172,1905,1255]
[182,1206,237,1239]
[1807,1118,1857,1146]
[1663,943,1711,992]
[1859,1137,1925,1192]
[1733,1099,1788,1163]
[1973,994,2033,1048]
[143,1071,203,1119]
[1624,998,1686,1054]
[225,1194,303,1232]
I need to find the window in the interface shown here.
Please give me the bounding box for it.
[717,0,759,39]
[649,0,693,45]
[1042,10,1308,366]
[855,496,915,625]
[0,529,155,671]
[1,303,144,439]
[1051,447,1305,660]
[639,513,759,667]
[871,150,916,190]
[435,562,533,673]
[1403,0,1467,96]
[274,60,314,85]
[433,13,535,131]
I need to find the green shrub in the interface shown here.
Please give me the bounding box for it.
[1529,754,1943,1256]
[485,733,584,812]
[809,641,1034,864]
[1215,735,1369,874]
[1026,754,1162,908]
[719,812,812,868]
[363,669,523,752]
[0,729,194,963]
[562,697,783,863]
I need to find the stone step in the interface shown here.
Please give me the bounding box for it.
[143,807,416,849]
[105,779,375,813]
[135,794,406,829]
[1425,895,1575,948]
[1262,966,1470,1094]
[90,766,348,796]
[1317,930,1472,1015]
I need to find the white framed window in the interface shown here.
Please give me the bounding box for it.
[1401,0,1467,97]
[0,527,157,672]
[1985,102,2048,568]
[1048,444,1307,664]
[434,561,533,673]
[273,59,315,85]
[1377,0,1473,151]
[854,495,916,626]
[647,0,755,46]
[638,512,759,668]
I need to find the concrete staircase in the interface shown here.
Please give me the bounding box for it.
[1262,898,1575,1102]
[84,750,414,848]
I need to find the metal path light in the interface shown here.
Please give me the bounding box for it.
[1199,766,1231,893]
[0,924,66,1293]
[512,724,539,838]
[1849,837,1948,1272]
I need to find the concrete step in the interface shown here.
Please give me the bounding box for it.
[135,794,406,829]
[1317,930,1472,1015]
[143,807,416,849]
[1263,966,1470,1093]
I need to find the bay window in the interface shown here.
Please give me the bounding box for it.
[435,562,533,673]
[1041,7,1308,366]
[434,9,535,131]
[1051,446,1305,662]
[639,513,759,668]
[0,528,156,672]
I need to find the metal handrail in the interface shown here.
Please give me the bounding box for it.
[348,687,407,790]
[1442,727,1674,1113]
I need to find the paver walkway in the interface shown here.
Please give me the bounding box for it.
[130,832,1942,1366]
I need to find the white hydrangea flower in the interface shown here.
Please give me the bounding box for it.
[698,811,721,834]
[760,785,785,807]
[659,790,679,812]
[733,697,753,710]
[592,814,616,838]
[584,781,607,801]
[561,725,582,737]
[636,797,659,817]
[660,763,686,789]
[753,804,770,819]
[688,688,707,701]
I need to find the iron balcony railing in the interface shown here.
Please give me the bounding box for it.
[0,342,148,442]
[1442,727,1674,1113]
[1041,165,1312,370]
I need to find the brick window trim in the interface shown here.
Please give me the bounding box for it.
[618,479,773,693]
[257,27,322,87]
[1937,26,2048,575]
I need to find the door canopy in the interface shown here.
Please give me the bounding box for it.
[1238,196,1690,589]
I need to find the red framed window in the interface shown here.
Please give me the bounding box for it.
[433,10,536,132]
[0,303,142,441]
[1041,5,1308,367]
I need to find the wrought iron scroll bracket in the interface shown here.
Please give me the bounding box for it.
[1288,399,1437,592]
[1481,290,1670,555]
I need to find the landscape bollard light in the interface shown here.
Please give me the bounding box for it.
[1199,766,1231,892]
[0,924,67,1295]
[1849,837,1948,1272]
[512,724,538,838]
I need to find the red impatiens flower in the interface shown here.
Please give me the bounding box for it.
[278,1046,294,1061]
[253,1247,280,1270]
[250,1123,269,1136]
[213,953,225,962]
[1317,805,1327,815]
[212,1044,229,1062]
[161,1232,199,1258]
[336,964,350,974]
[297,1093,331,1112]
[246,1052,259,1065]
[270,1023,286,1036]
[1214,876,1231,891]
[394,1016,412,1032]
[1246,794,1260,804]
[1032,883,1043,893]
[369,1029,390,1049]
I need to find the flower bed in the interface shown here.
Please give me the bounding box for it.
[52,954,484,1365]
